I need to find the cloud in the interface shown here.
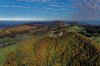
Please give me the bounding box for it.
[66,0,100,20]
[1,5,33,9]
[1,0,100,20]
[0,17,47,21]
[67,0,100,11]
[17,0,51,2]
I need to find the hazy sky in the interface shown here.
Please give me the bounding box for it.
[0,0,100,21]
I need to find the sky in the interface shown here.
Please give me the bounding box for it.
[0,0,100,21]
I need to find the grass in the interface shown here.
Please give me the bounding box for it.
[3,32,99,66]
[91,36,100,49]
[0,44,17,66]
[0,34,31,66]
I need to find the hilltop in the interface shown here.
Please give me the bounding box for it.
[3,31,99,66]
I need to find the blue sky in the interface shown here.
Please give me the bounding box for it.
[0,0,100,21]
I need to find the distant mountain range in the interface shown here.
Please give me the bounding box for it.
[0,20,100,28]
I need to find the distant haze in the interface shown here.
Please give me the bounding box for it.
[0,20,100,27]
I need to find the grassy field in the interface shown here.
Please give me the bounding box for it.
[3,32,99,66]
[0,44,17,66]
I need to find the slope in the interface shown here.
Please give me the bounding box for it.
[3,32,100,66]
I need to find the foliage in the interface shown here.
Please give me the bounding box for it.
[91,36,100,49]
[67,26,85,32]
[3,32,100,66]
[0,44,17,66]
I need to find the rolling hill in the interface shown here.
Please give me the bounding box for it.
[3,31,99,66]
